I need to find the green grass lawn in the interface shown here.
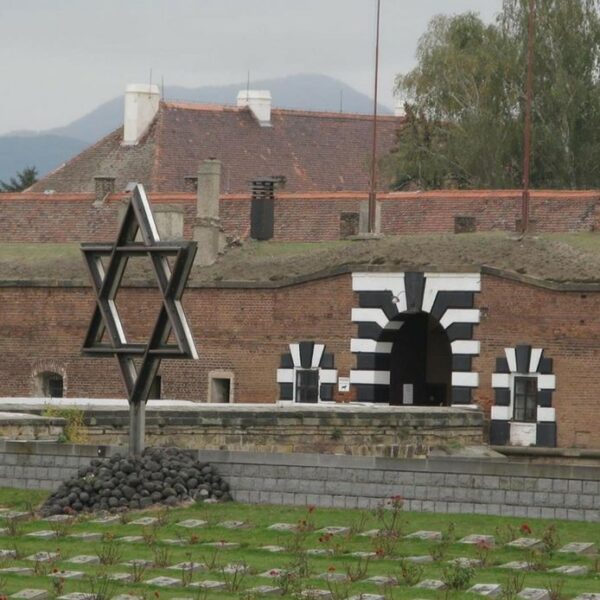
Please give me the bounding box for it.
[0,488,598,599]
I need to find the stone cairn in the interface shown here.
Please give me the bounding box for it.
[41,447,230,516]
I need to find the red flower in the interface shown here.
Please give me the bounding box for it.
[520,523,532,535]
[307,505,316,513]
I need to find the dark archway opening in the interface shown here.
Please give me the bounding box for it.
[389,312,452,406]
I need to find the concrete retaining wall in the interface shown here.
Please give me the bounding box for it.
[1,441,599,521]
[0,403,484,459]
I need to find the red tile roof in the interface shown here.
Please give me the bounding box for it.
[30,102,403,194]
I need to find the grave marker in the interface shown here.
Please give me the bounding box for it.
[25,552,59,563]
[176,519,208,529]
[405,530,442,541]
[499,561,531,570]
[115,536,144,543]
[218,520,246,529]
[48,571,84,580]
[363,575,398,586]
[66,555,100,565]
[415,580,446,590]
[559,542,597,555]
[0,567,34,575]
[107,573,134,583]
[9,590,49,600]
[507,537,543,550]
[129,517,157,526]
[68,532,102,542]
[459,534,495,546]
[549,565,589,575]
[260,545,286,553]
[246,586,282,596]
[403,555,433,563]
[299,591,332,599]
[517,588,550,600]
[26,531,58,539]
[316,526,350,535]
[467,583,503,597]
[267,523,297,532]
[189,581,226,590]
[144,577,181,587]
[168,562,207,573]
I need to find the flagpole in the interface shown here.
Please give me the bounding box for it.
[368,0,381,234]
[521,0,535,234]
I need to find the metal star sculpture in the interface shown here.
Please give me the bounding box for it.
[81,184,198,455]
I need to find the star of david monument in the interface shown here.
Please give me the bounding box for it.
[81,184,198,456]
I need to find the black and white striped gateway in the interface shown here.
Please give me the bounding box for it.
[350,271,480,406]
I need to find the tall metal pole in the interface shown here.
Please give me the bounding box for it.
[368,0,381,234]
[521,0,535,234]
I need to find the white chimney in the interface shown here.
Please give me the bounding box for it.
[123,83,160,145]
[237,90,272,126]
[394,98,406,117]
[393,89,409,117]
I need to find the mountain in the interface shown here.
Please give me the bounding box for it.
[0,135,88,184]
[0,74,391,182]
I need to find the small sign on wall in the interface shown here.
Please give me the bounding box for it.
[338,377,350,393]
[403,383,414,405]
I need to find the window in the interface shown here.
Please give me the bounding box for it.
[513,377,537,422]
[37,372,64,398]
[208,371,234,403]
[148,376,161,400]
[295,369,319,403]
[211,378,231,403]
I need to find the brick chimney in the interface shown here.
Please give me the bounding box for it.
[123,83,160,145]
[237,90,272,126]
[250,177,277,240]
[193,159,223,266]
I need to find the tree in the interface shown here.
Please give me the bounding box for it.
[384,1,600,190]
[0,166,38,192]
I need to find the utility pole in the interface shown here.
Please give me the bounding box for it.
[368,0,381,234]
[521,0,535,234]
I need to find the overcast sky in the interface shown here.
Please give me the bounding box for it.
[0,0,502,136]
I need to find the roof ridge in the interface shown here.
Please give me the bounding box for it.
[160,100,401,121]
[150,103,165,191]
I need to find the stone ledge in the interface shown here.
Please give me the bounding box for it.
[0,412,64,426]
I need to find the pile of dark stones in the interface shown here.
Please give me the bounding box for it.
[41,447,231,516]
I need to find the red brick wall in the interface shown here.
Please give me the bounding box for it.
[381,193,600,234]
[0,197,121,243]
[0,276,356,404]
[474,274,600,448]
[1,272,599,448]
[2,190,599,243]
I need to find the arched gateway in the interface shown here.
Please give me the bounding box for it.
[350,272,481,405]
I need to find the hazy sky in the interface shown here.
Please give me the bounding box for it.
[0,0,502,136]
